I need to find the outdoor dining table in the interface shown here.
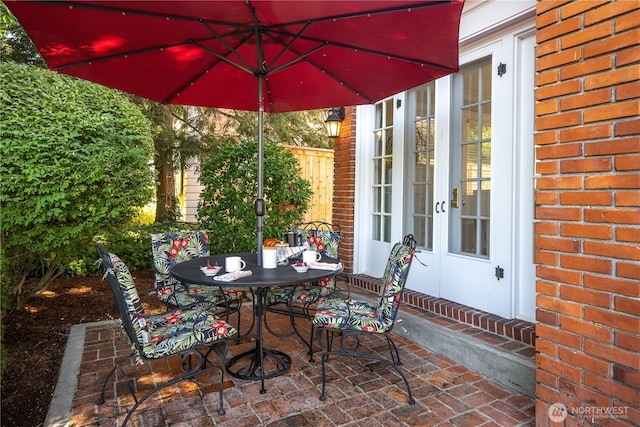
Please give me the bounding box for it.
[170,252,343,393]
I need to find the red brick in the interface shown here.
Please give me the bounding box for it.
[585,208,640,224]
[537,353,582,382]
[538,7,559,29]
[535,191,559,206]
[584,306,640,335]
[536,337,559,357]
[539,41,561,61]
[585,1,640,26]
[615,331,640,353]
[561,0,610,19]
[615,119,640,137]
[537,112,583,130]
[560,315,613,342]
[538,308,560,326]
[537,369,559,389]
[537,16,582,43]
[618,261,640,280]
[537,265,583,286]
[585,29,640,58]
[561,254,613,275]
[587,65,640,90]
[536,160,559,175]
[559,347,612,376]
[536,80,582,101]
[615,295,640,317]
[585,240,640,260]
[616,154,640,172]
[617,81,640,101]
[584,100,640,123]
[560,191,612,205]
[616,191,640,206]
[536,176,583,189]
[585,371,640,408]
[537,236,580,253]
[559,123,611,142]
[616,9,640,31]
[584,274,640,298]
[586,341,639,376]
[561,223,613,240]
[536,69,559,86]
[537,47,583,72]
[560,282,613,306]
[617,45,640,67]
[617,226,640,242]
[562,54,615,81]
[536,206,582,221]
[536,250,559,266]
[536,130,560,145]
[563,21,613,48]
[537,221,560,235]
[560,89,612,111]
[537,0,572,16]
[537,293,583,319]
[537,99,559,116]
[558,378,613,409]
[613,364,640,388]
[586,138,640,156]
[585,173,640,189]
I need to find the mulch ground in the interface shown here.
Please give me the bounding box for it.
[1,269,162,427]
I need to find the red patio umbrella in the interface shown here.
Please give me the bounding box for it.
[6,0,464,263]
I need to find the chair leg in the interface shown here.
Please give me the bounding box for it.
[99,343,230,426]
[315,331,415,405]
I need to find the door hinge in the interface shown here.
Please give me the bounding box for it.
[495,266,504,280]
[497,62,507,77]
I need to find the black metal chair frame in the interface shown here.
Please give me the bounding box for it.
[264,221,345,361]
[315,234,417,404]
[96,244,231,426]
[150,230,250,342]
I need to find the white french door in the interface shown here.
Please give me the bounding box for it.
[356,33,535,320]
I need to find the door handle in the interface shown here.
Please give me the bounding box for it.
[441,201,445,213]
[451,188,459,208]
[435,202,440,213]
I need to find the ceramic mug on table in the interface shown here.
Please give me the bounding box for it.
[262,246,277,269]
[302,250,322,265]
[225,256,246,272]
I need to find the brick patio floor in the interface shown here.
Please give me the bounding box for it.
[65,304,536,426]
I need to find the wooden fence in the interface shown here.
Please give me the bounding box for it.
[180,145,334,224]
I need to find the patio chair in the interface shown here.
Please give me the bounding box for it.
[265,221,346,360]
[95,244,236,426]
[151,230,249,338]
[313,234,417,404]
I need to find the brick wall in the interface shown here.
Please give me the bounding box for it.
[332,106,357,274]
[534,1,639,425]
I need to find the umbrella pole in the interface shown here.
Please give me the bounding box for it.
[255,73,265,266]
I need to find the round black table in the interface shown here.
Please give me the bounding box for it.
[170,252,342,393]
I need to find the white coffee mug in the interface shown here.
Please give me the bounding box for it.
[262,246,277,269]
[302,250,322,264]
[225,256,246,272]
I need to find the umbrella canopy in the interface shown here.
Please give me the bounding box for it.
[6,0,464,263]
[6,0,463,113]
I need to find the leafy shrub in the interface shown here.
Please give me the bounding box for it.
[197,139,312,254]
[0,63,155,309]
[67,222,200,276]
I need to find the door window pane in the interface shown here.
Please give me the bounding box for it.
[451,57,492,258]
[405,83,435,251]
[372,98,394,242]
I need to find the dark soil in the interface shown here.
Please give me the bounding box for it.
[1,269,164,427]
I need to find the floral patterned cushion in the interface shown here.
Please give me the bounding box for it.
[267,276,335,304]
[313,241,414,334]
[105,252,236,359]
[267,225,341,306]
[151,231,245,307]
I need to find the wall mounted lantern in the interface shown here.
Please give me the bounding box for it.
[324,107,346,138]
